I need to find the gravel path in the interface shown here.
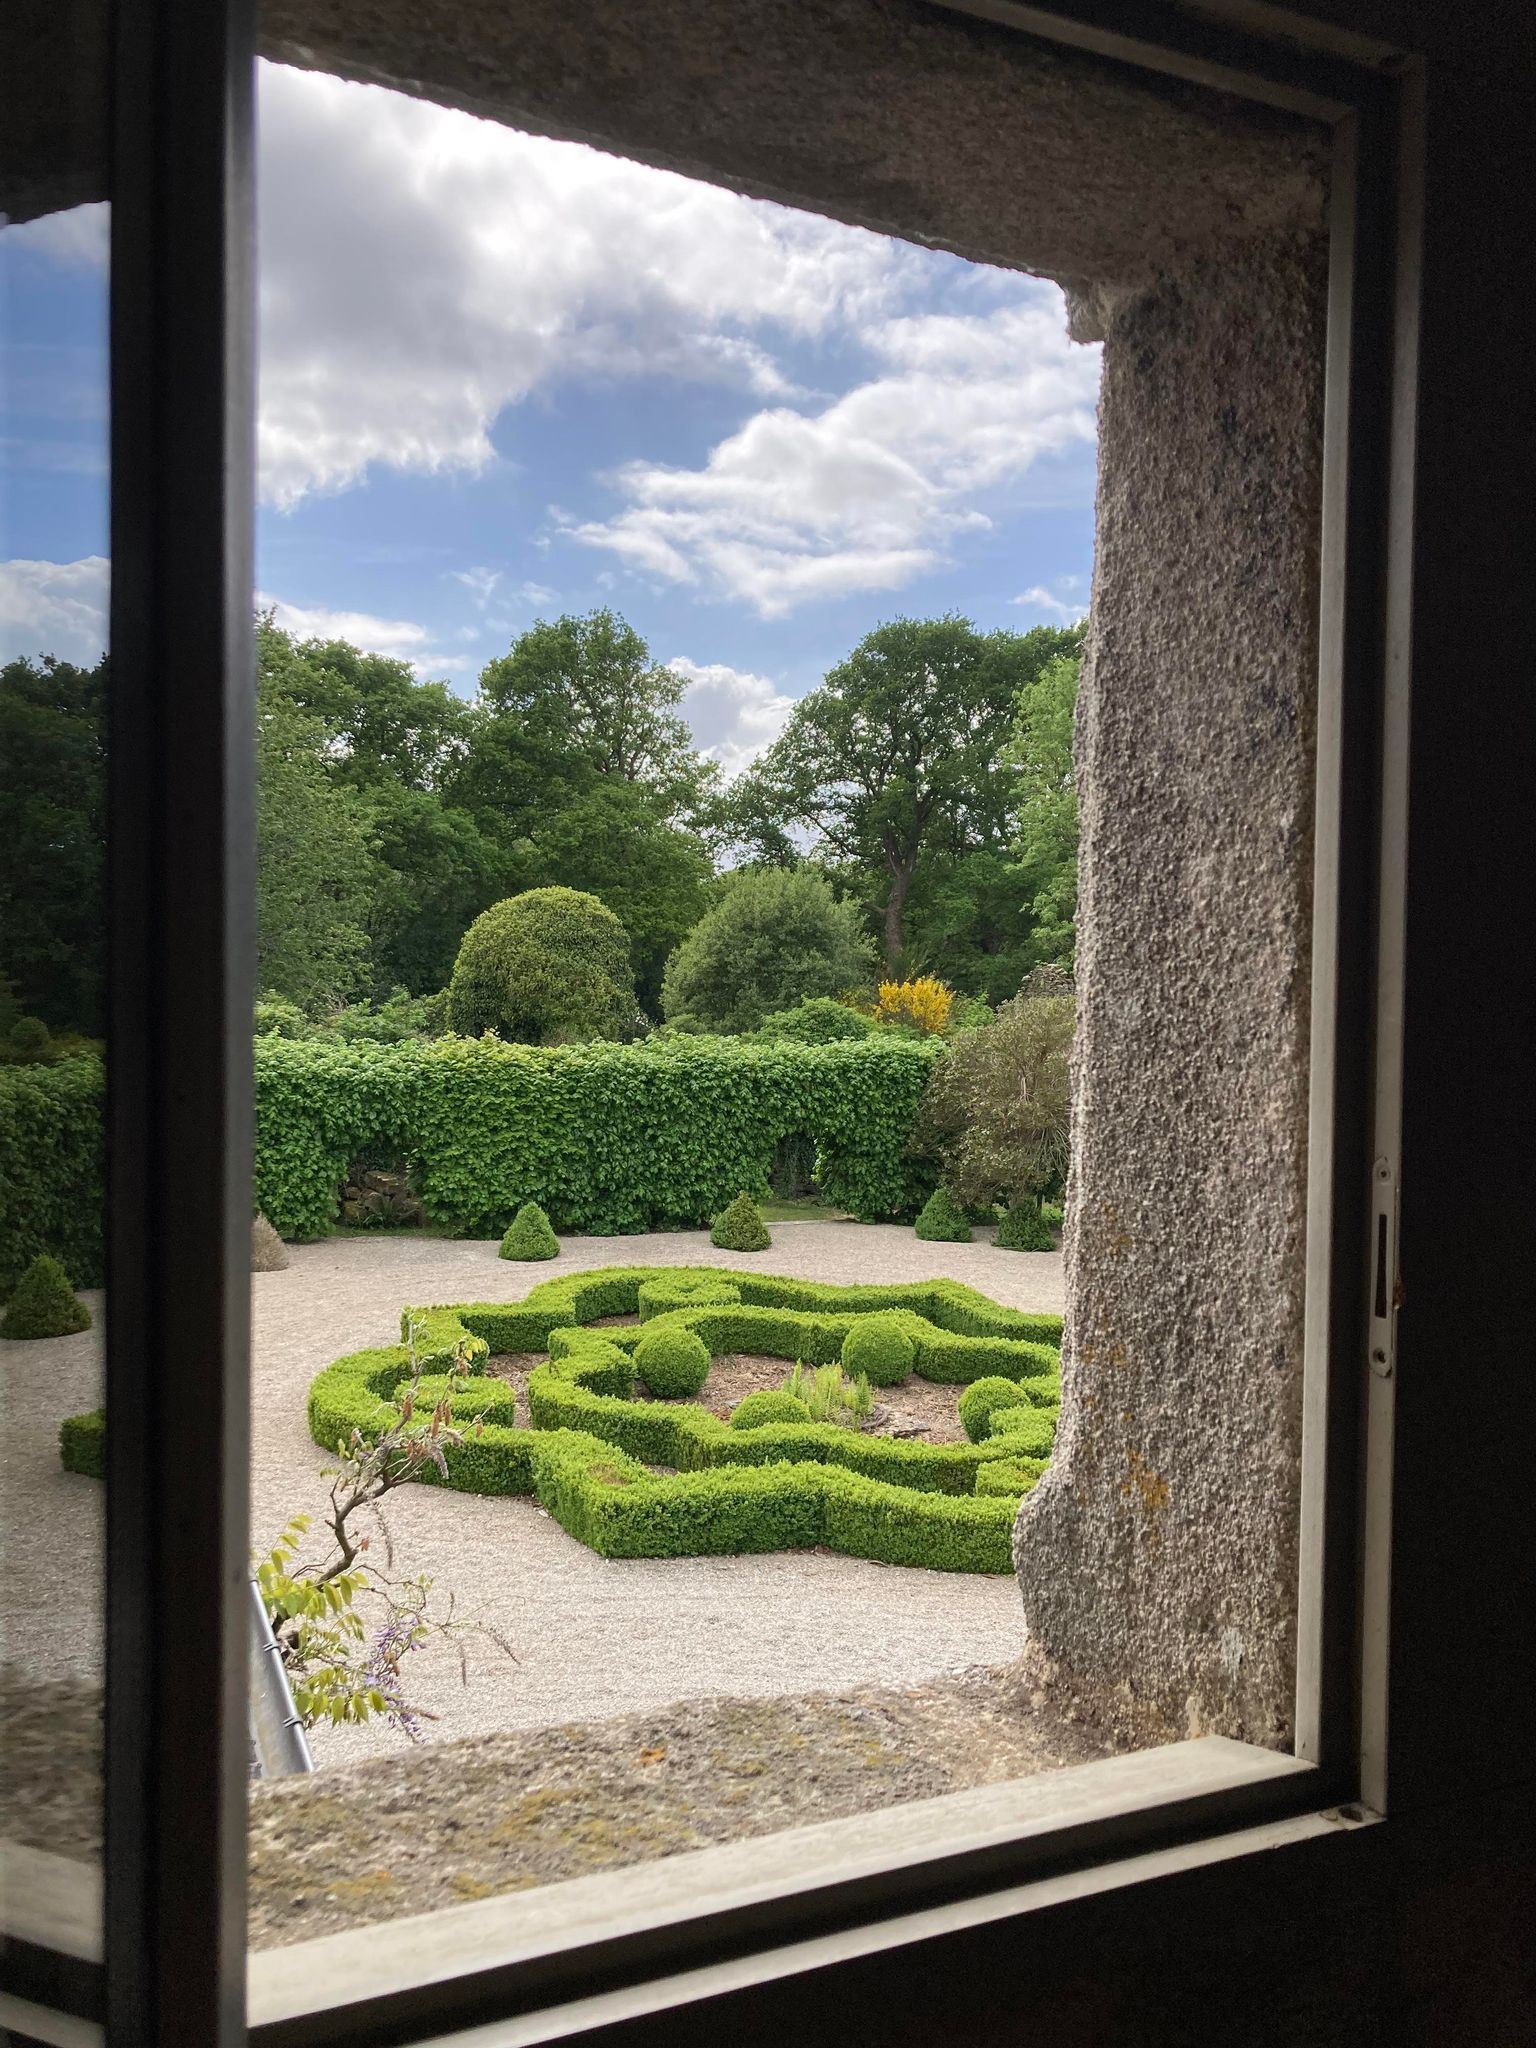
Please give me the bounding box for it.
[1,1225,1062,1771]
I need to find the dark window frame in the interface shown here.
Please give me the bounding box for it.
[0,1,1422,2042]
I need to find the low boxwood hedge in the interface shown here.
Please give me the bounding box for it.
[68,1265,1061,1573]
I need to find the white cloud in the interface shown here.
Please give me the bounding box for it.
[1013,576,1088,622]
[667,655,796,778]
[573,292,1100,615]
[256,63,912,508]
[256,591,470,679]
[4,203,109,267]
[0,556,110,666]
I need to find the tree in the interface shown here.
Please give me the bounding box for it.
[256,676,376,1010]
[446,886,637,1042]
[730,617,1082,972]
[913,967,1075,1213]
[660,868,875,1034]
[0,655,107,1033]
[1007,650,1082,970]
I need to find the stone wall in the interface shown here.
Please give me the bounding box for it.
[1015,241,1328,1743]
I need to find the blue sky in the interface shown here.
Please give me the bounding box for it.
[2,62,1099,774]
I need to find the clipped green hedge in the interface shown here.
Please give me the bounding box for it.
[59,1406,106,1479]
[0,1059,106,1295]
[254,1035,942,1241]
[296,1265,1062,1573]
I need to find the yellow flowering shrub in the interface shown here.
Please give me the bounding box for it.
[877,976,955,1035]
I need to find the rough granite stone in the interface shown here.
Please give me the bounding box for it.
[1014,238,1328,1746]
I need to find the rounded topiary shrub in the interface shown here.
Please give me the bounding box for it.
[840,1314,916,1387]
[995,1200,1055,1251]
[634,1323,712,1398]
[729,1388,812,1430]
[915,1186,972,1242]
[710,1192,771,1252]
[251,1213,289,1272]
[2,1254,91,1340]
[500,1201,560,1261]
[446,886,636,1044]
[957,1376,1029,1443]
[638,1274,741,1321]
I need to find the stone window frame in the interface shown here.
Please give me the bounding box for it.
[0,4,1420,2045]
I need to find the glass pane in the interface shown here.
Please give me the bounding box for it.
[0,31,110,1969]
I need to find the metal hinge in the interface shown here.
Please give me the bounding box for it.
[1367,1155,1400,1379]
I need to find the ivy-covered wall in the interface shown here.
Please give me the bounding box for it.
[254,1035,942,1239]
[1,1038,943,1288]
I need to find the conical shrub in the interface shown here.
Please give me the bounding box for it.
[252,1213,289,1271]
[2,1255,92,1339]
[500,1201,560,1261]
[995,1200,1055,1251]
[710,1191,771,1252]
[914,1186,972,1242]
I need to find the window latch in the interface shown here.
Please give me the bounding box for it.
[1368,1155,1400,1379]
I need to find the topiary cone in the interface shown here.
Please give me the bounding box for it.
[2,1254,92,1339]
[995,1199,1055,1251]
[252,1212,289,1271]
[500,1201,560,1261]
[709,1191,771,1252]
[914,1186,972,1242]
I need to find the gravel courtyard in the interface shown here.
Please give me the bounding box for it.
[1,1223,1062,1770]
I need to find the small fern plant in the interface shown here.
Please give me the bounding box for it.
[784,1359,874,1428]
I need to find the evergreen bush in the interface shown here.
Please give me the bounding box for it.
[730,1388,812,1430]
[840,1313,916,1386]
[710,1191,771,1252]
[2,1254,91,1339]
[958,1376,1030,1443]
[633,1323,711,1398]
[995,1199,1056,1251]
[447,886,636,1044]
[915,1186,972,1242]
[499,1201,560,1261]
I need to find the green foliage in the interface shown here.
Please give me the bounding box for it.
[958,1376,1030,1443]
[974,1456,1046,1497]
[0,656,107,1035]
[730,1389,812,1430]
[1,1253,90,1339]
[294,1267,1062,1573]
[0,1059,105,1293]
[914,968,1075,1212]
[840,1313,916,1387]
[59,1407,105,1478]
[447,886,636,1043]
[254,991,313,1039]
[1007,650,1082,970]
[729,618,1084,971]
[756,996,877,1044]
[637,1273,742,1320]
[246,1036,939,1241]
[633,1323,711,1398]
[710,1191,772,1252]
[915,1186,972,1242]
[996,1197,1056,1250]
[785,1360,874,1427]
[662,868,875,1035]
[255,1515,387,1730]
[500,1201,560,1261]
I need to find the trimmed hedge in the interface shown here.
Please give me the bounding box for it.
[840,1314,915,1387]
[710,1191,771,1252]
[253,1035,942,1241]
[915,1187,973,1242]
[958,1376,1030,1443]
[730,1389,812,1429]
[60,1407,106,1479]
[1,1254,91,1338]
[634,1323,711,1398]
[0,1059,106,1294]
[294,1266,1062,1574]
[500,1202,559,1261]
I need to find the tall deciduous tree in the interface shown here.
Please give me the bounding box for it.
[660,868,875,1034]
[730,617,1082,973]
[1007,649,1082,970]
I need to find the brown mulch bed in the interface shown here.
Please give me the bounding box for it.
[484,1350,967,1443]
[247,1658,1131,1949]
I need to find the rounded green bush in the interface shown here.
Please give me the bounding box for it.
[447,886,636,1044]
[958,1376,1029,1443]
[975,1456,1044,1497]
[500,1201,560,1261]
[756,997,876,1044]
[710,1191,771,1252]
[634,1323,712,1398]
[730,1388,812,1430]
[995,1200,1055,1251]
[914,1186,972,1242]
[1,1254,91,1340]
[840,1314,916,1387]
[638,1274,742,1320]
